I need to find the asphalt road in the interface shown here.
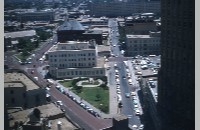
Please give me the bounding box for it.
[108,18,142,128]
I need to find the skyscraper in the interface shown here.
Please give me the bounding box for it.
[158,0,194,130]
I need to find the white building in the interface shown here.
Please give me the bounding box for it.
[47,40,105,78]
[126,31,160,56]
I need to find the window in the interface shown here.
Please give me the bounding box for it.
[23,93,26,98]
[10,90,14,94]
[11,98,15,104]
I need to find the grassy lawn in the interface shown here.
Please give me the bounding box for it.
[59,80,73,88]
[75,87,109,113]
[60,79,109,113]
[15,53,29,61]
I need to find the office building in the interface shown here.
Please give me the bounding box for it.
[126,31,160,56]
[158,0,194,130]
[47,40,105,79]
[87,1,160,17]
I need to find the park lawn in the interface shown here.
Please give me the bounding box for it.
[59,79,109,113]
[15,53,29,61]
[59,80,73,88]
[75,87,109,113]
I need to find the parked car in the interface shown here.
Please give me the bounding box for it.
[56,101,63,106]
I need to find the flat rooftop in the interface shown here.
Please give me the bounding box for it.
[126,34,151,39]
[84,30,102,34]
[7,103,78,129]
[97,56,105,68]
[4,30,36,39]
[4,72,39,90]
[4,82,24,88]
[97,45,110,52]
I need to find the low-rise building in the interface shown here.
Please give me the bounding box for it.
[4,30,37,50]
[126,31,160,56]
[4,71,46,109]
[47,40,105,79]
[57,19,103,45]
[7,103,79,130]
[17,9,55,22]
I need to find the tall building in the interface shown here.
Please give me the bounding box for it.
[158,0,194,130]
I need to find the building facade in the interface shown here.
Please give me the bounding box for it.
[140,77,161,130]
[87,1,160,17]
[126,31,160,56]
[47,41,105,79]
[158,0,194,130]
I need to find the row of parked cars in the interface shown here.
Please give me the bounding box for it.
[55,85,100,118]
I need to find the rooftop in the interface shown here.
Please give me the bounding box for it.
[7,103,78,129]
[4,30,36,39]
[97,45,110,52]
[4,72,39,90]
[58,20,85,31]
[83,30,102,34]
[126,34,151,39]
[96,56,105,68]
[4,82,24,88]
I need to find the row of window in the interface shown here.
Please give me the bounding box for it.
[49,53,95,58]
[129,39,160,43]
[51,62,96,68]
[57,69,104,76]
[128,44,160,47]
[49,57,96,62]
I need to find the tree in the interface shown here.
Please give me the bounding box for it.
[95,93,101,101]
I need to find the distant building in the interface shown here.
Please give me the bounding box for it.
[4,30,37,50]
[126,31,160,56]
[4,70,46,109]
[87,1,160,17]
[47,40,105,79]
[124,14,158,35]
[57,19,103,45]
[17,9,55,22]
[78,17,109,26]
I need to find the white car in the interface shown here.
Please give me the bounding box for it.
[56,101,63,106]
[139,124,144,130]
[131,92,136,96]
[135,109,140,115]
[134,104,138,108]
[132,125,138,129]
